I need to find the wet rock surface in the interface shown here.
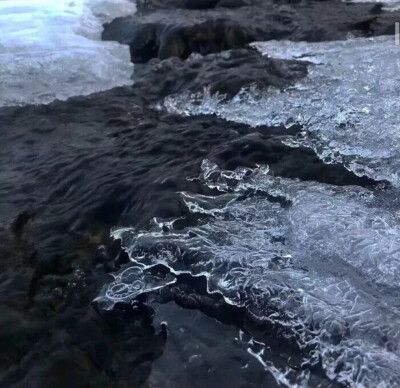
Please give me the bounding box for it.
[0,0,395,387]
[134,48,308,97]
[103,0,400,62]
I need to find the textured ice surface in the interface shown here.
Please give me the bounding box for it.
[96,264,176,309]
[0,0,135,107]
[164,36,400,186]
[108,161,400,387]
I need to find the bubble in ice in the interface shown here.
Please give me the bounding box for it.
[96,264,177,310]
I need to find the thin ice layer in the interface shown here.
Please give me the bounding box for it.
[164,36,400,186]
[96,265,176,309]
[0,0,135,107]
[109,161,400,388]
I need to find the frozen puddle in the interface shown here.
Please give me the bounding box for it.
[102,160,400,388]
[165,36,400,186]
[0,0,135,107]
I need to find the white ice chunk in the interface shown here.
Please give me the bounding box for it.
[0,0,135,107]
[164,36,400,186]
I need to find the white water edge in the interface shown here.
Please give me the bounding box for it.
[164,36,400,187]
[0,0,135,107]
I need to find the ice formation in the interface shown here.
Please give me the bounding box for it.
[106,160,400,388]
[164,36,400,186]
[96,264,176,308]
[0,0,135,107]
[92,29,400,388]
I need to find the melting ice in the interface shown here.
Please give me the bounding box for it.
[103,160,400,388]
[96,33,400,388]
[0,0,135,107]
[164,36,400,186]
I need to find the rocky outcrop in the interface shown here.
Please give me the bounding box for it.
[104,0,400,62]
[134,48,308,97]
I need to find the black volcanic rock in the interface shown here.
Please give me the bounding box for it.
[103,0,400,62]
[103,17,256,63]
[136,0,253,10]
[134,48,308,97]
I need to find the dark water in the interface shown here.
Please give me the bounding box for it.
[0,0,399,387]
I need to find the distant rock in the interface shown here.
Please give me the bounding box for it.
[103,0,400,62]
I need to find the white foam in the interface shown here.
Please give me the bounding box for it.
[0,0,135,107]
[164,36,400,186]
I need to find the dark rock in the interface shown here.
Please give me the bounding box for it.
[134,48,308,98]
[104,17,256,63]
[136,0,253,12]
[0,303,164,388]
[209,133,379,186]
[103,1,400,62]
[11,211,35,237]
[369,3,384,14]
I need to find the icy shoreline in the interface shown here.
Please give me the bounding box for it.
[165,36,400,187]
[0,0,135,107]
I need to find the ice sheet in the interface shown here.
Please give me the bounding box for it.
[106,161,400,387]
[0,0,135,107]
[164,36,400,187]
